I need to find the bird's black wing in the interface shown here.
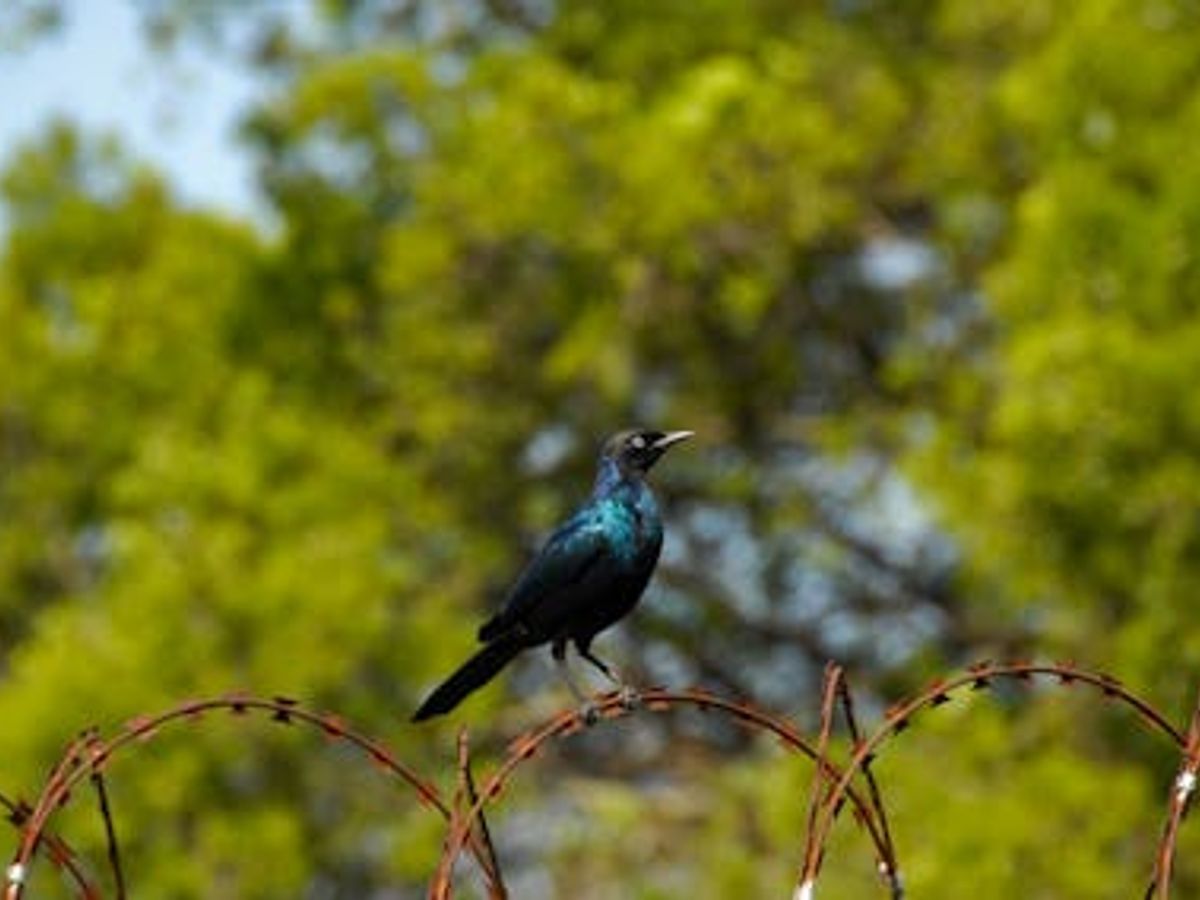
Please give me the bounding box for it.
[477,509,612,642]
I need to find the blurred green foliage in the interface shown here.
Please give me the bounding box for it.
[3,1,1200,896]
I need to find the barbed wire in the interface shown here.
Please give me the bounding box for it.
[798,660,1190,898]
[1145,687,1200,899]
[2,660,1197,898]
[2,695,500,900]
[430,685,904,899]
[800,664,902,899]
[0,791,96,898]
[431,660,1197,899]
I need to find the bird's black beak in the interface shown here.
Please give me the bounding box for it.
[652,430,694,452]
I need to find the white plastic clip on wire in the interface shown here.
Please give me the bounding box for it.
[879,861,905,897]
[1175,769,1197,802]
[6,863,25,886]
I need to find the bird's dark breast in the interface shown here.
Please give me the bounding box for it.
[563,522,662,647]
[516,547,650,641]
[528,504,661,647]
[563,562,656,648]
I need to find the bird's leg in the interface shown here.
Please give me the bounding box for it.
[578,647,619,685]
[578,645,640,711]
[553,638,598,724]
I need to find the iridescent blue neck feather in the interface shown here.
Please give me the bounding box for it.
[593,455,627,495]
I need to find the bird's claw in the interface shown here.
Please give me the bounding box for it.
[617,685,642,711]
[578,701,601,726]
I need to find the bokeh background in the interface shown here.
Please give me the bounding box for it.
[3,1,1200,896]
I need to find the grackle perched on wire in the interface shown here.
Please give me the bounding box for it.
[412,429,692,721]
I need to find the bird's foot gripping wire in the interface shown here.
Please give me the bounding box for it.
[616,684,641,712]
[578,700,601,726]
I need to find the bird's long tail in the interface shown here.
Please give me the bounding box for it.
[411,631,525,722]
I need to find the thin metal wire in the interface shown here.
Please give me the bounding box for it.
[0,791,97,898]
[799,664,843,884]
[86,730,125,900]
[1145,686,1200,899]
[454,729,506,898]
[837,676,903,898]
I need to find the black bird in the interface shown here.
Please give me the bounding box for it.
[412,428,692,721]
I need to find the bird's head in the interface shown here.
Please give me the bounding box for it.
[603,429,693,477]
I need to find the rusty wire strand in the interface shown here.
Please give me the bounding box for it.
[454,730,507,898]
[1145,686,1200,899]
[800,664,843,885]
[0,791,97,899]
[799,660,1189,896]
[7,735,92,900]
[836,675,903,898]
